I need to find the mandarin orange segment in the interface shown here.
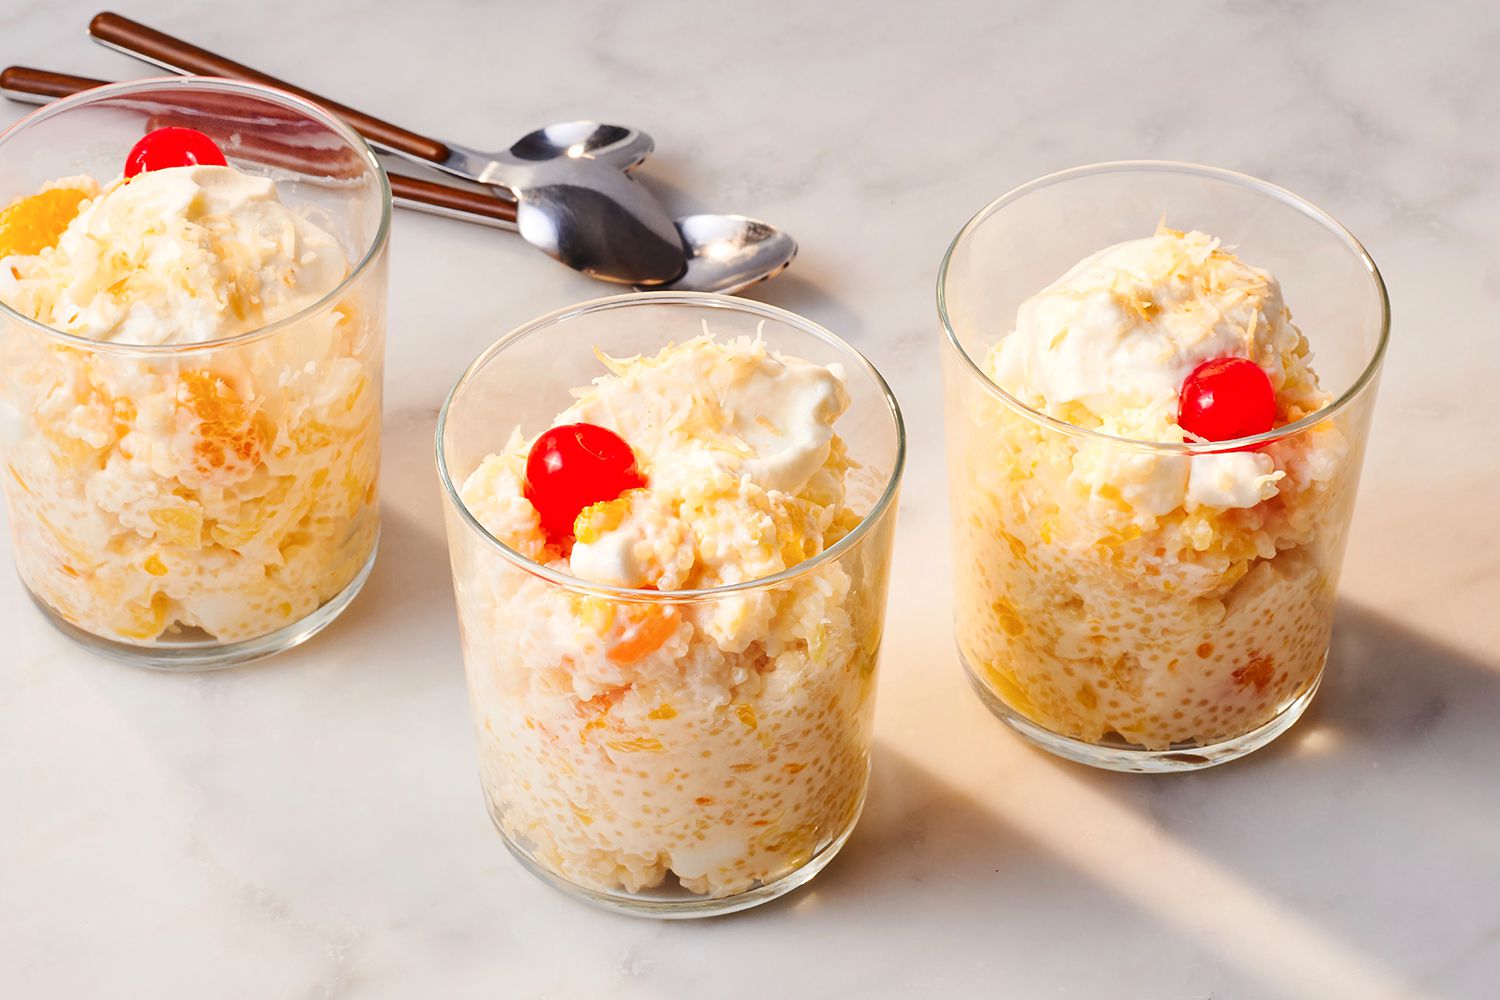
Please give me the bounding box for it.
[1232,654,1276,692]
[606,607,679,665]
[177,370,262,477]
[0,187,90,258]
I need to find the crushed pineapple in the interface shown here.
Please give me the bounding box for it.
[176,370,263,483]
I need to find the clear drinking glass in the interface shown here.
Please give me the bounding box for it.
[939,162,1388,771]
[437,292,904,916]
[0,78,390,668]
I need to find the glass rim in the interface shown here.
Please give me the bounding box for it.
[936,159,1391,454]
[0,75,393,357]
[435,290,907,603]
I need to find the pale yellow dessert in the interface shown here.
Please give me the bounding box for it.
[451,336,890,898]
[0,166,381,644]
[949,228,1361,750]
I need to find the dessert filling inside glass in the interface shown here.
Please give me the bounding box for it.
[456,335,883,898]
[0,129,379,644]
[956,226,1353,750]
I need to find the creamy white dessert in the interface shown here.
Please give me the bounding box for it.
[0,167,346,343]
[451,336,889,898]
[0,164,381,644]
[949,228,1361,749]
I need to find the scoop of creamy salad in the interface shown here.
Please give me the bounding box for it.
[0,165,346,344]
[986,227,1334,513]
[462,334,861,593]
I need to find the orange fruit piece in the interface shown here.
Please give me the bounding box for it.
[0,187,90,258]
[607,607,680,665]
[177,370,262,478]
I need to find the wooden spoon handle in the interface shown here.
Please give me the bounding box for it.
[2,66,321,127]
[0,66,106,101]
[387,174,517,224]
[0,65,517,225]
[89,11,451,163]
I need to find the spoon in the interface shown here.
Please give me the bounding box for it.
[86,12,686,286]
[508,121,653,172]
[662,215,798,295]
[0,67,797,295]
[396,189,798,295]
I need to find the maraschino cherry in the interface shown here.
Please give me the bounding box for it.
[525,423,645,541]
[124,127,227,178]
[1178,357,1277,443]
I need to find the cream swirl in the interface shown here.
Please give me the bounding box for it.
[456,336,851,590]
[0,165,346,345]
[987,228,1326,511]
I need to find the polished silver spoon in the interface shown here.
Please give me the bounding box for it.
[666,214,798,294]
[87,13,688,287]
[508,121,654,172]
[389,180,797,294]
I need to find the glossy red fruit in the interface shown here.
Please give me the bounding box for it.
[1178,357,1277,443]
[124,127,228,178]
[524,423,645,541]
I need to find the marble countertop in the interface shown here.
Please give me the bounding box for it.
[4,1,1498,997]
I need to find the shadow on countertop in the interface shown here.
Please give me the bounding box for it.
[697,602,1500,999]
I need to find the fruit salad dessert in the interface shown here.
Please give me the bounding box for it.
[0,127,382,651]
[948,226,1366,751]
[448,334,893,900]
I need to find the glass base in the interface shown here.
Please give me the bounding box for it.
[959,645,1323,772]
[24,536,378,671]
[484,784,866,919]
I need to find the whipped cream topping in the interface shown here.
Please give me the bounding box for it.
[726,357,849,494]
[988,228,1324,512]
[557,336,851,587]
[0,165,347,345]
[457,336,852,591]
[989,228,1300,442]
[1070,445,1189,517]
[568,529,646,588]
[565,487,692,589]
[1185,451,1284,510]
[563,336,851,496]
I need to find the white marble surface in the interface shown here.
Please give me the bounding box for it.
[2,1,1498,997]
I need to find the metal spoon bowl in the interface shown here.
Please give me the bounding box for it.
[482,150,690,286]
[385,183,796,294]
[507,121,654,171]
[658,215,797,294]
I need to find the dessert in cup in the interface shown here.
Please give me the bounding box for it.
[438,293,903,916]
[0,79,389,668]
[940,163,1387,771]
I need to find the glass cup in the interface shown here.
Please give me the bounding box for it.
[437,292,904,916]
[0,78,390,668]
[939,162,1388,771]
